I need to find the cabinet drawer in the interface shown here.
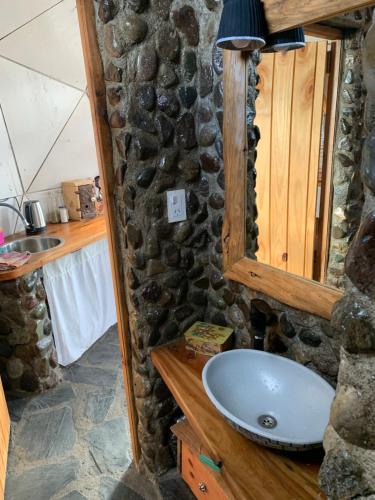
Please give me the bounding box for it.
[181,440,227,500]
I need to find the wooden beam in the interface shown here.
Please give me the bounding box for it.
[225,258,342,320]
[76,0,140,464]
[305,23,344,40]
[263,0,375,34]
[222,50,249,271]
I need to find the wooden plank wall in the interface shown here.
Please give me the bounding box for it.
[254,42,327,279]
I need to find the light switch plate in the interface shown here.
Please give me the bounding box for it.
[167,189,187,223]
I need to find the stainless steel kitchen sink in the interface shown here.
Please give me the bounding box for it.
[1,236,64,254]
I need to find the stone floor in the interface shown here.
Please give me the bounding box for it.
[5,325,134,499]
[4,325,194,500]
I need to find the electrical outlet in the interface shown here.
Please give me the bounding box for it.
[167,189,187,223]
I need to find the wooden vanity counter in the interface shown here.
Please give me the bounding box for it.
[0,216,107,282]
[151,341,324,500]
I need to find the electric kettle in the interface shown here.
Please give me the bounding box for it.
[24,200,47,235]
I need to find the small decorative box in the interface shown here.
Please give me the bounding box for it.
[184,321,234,356]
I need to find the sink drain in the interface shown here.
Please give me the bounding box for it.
[257,414,277,429]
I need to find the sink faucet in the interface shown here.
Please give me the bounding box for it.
[0,202,30,232]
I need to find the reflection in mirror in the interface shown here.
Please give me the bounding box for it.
[251,29,366,290]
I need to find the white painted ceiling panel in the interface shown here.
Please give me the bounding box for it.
[0,107,23,199]
[0,0,86,90]
[0,57,82,192]
[0,0,61,40]
[29,95,98,192]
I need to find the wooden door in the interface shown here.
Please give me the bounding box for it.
[0,378,10,500]
[255,41,328,279]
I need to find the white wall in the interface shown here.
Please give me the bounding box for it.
[0,0,98,236]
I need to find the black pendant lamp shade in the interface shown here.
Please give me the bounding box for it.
[262,27,305,53]
[216,0,266,51]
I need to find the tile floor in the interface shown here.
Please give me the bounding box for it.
[4,325,194,500]
[5,325,136,499]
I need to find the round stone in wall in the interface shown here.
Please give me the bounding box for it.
[183,51,197,81]
[178,157,200,182]
[109,110,126,128]
[128,104,155,133]
[98,0,117,23]
[136,85,156,111]
[137,166,156,188]
[157,27,180,62]
[6,357,24,379]
[133,132,159,160]
[209,193,224,209]
[137,46,158,81]
[104,62,122,82]
[104,23,125,58]
[176,113,197,149]
[199,176,209,197]
[107,86,122,105]
[127,0,148,13]
[200,153,220,172]
[172,6,199,47]
[179,87,197,109]
[199,64,213,97]
[157,90,180,117]
[199,125,216,147]
[155,114,174,146]
[158,63,179,88]
[158,150,178,172]
[299,329,322,347]
[198,103,213,123]
[204,0,221,10]
[123,15,148,46]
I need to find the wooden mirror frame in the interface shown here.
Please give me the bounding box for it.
[221,47,347,320]
[222,1,375,319]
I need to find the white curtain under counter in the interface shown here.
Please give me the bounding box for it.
[43,238,117,366]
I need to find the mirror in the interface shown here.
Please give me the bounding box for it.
[249,26,366,291]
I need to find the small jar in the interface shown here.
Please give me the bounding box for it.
[59,206,69,223]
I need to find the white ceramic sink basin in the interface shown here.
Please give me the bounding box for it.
[202,349,335,451]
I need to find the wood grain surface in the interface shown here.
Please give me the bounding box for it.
[76,0,140,463]
[0,217,107,282]
[225,257,342,320]
[152,341,324,500]
[222,50,248,271]
[263,0,375,34]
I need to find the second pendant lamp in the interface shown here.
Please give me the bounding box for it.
[216,0,305,53]
[216,0,266,51]
[262,28,305,53]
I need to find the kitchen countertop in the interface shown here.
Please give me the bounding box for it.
[0,216,107,282]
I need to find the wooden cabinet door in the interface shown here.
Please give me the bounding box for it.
[0,378,10,500]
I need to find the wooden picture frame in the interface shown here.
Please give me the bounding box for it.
[222,49,343,320]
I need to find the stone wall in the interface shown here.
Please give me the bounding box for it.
[319,17,375,498]
[325,31,366,290]
[0,271,60,392]
[93,0,224,474]
[94,0,375,489]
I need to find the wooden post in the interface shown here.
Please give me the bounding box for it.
[76,0,140,464]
